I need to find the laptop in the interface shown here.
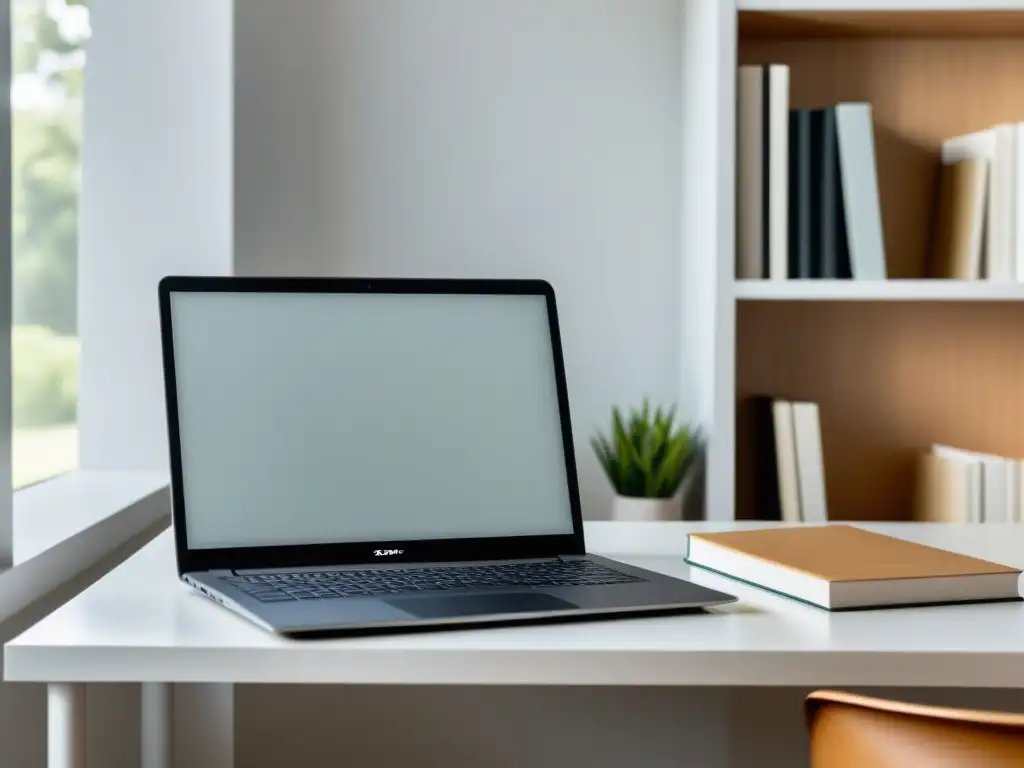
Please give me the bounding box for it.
[159,276,736,636]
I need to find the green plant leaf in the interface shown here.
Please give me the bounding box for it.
[610,407,640,496]
[595,401,700,498]
[649,432,686,497]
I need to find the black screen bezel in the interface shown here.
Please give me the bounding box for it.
[158,276,586,575]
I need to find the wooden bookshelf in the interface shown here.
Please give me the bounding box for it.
[739,17,1024,279]
[731,8,1024,521]
[737,301,1024,521]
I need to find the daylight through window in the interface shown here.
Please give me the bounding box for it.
[11,0,89,488]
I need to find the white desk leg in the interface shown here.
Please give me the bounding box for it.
[142,683,172,768]
[48,683,86,768]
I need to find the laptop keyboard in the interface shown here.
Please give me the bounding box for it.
[222,560,645,603]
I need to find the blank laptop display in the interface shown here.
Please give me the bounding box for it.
[169,290,575,550]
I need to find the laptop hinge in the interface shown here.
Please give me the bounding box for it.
[558,554,588,562]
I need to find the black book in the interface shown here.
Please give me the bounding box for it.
[817,107,852,278]
[788,109,814,278]
[751,395,782,521]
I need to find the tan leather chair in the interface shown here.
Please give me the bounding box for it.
[806,690,1024,767]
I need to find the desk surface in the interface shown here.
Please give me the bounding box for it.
[6,522,1024,687]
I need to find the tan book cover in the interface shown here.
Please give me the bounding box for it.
[929,157,987,279]
[914,453,969,524]
[688,525,1016,583]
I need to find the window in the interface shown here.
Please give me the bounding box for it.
[11,0,89,488]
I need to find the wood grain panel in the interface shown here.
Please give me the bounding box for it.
[740,12,1024,40]
[736,302,1024,521]
[739,36,1024,278]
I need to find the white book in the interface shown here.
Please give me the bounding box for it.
[942,129,998,279]
[1014,125,1024,281]
[835,103,886,279]
[771,400,802,523]
[1008,460,1021,524]
[736,66,764,280]
[766,65,789,281]
[967,461,983,524]
[1016,462,1024,523]
[791,402,827,524]
[982,458,1009,523]
[930,445,983,523]
[931,445,1010,523]
[991,124,1017,281]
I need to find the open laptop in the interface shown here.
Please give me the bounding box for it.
[159,276,736,636]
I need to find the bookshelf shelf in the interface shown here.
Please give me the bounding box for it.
[738,8,1024,38]
[738,1,1024,15]
[686,0,1024,524]
[734,280,1024,301]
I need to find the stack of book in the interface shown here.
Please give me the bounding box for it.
[751,396,828,524]
[736,63,887,281]
[929,124,1024,281]
[915,444,1024,523]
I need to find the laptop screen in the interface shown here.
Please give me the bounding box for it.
[168,289,576,550]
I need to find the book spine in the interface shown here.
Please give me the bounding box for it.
[835,165,853,279]
[751,395,782,521]
[761,67,771,279]
[736,67,765,280]
[989,125,1016,281]
[1016,125,1024,282]
[835,103,886,280]
[817,108,841,278]
[792,402,828,524]
[788,110,814,279]
[767,65,790,280]
[771,400,802,524]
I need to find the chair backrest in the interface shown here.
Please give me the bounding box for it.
[806,690,1024,768]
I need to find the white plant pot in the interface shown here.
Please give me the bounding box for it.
[611,495,681,522]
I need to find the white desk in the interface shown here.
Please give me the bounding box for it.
[7,521,1024,768]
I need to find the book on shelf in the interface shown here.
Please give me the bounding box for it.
[751,396,828,523]
[929,157,988,280]
[834,104,887,280]
[915,444,1024,523]
[737,64,789,280]
[931,124,1024,282]
[736,63,886,282]
[788,108,813,279]
[685,525,1021,611]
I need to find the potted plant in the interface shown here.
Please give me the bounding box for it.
[591,400,702,521]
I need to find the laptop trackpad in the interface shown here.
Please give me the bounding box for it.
[388,592,577,619]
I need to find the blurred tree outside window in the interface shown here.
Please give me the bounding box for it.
[11,0,88,488]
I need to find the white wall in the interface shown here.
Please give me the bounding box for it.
[78,0,233,471]
[234,0,685,521]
